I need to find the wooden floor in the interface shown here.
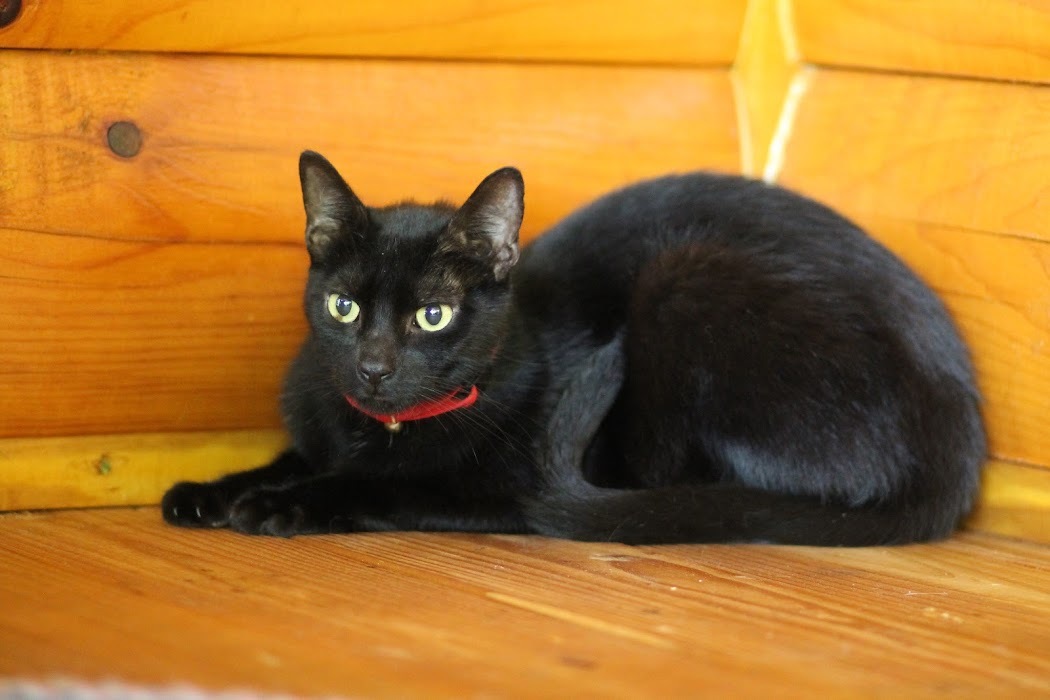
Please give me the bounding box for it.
[2,509,1049,698]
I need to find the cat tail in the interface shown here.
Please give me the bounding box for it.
[524,334,955,546]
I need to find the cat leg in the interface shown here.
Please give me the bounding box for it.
[162,449,312,528]
[540,332,625,492]
[228,474,528,537]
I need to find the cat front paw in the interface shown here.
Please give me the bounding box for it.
[229,488,311,537]
[162,481,230,528]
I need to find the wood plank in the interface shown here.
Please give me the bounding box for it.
[1,508,1048,696]
[0,50,739,246]
[0,0,747,65]
[776,70,1050,244]
[970,460,1050,545]
[0,228,304,437]
[774,70,1050,468]
[0,430,286,511]
[793,0,1050,83]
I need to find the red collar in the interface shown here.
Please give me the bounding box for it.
[346,386,479,432]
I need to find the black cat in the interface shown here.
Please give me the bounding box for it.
[162,151,985,545]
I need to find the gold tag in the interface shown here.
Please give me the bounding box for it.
[384,419,402,433]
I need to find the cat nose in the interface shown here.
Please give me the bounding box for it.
[357,359,394,386]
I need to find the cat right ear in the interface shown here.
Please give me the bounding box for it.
[298,151,368,264]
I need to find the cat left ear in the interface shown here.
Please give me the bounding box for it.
[448,167,524,282]
[299,151,368,264]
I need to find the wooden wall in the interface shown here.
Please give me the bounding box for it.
[0,0,1047,543]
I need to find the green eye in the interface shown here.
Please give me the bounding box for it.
[326,293,360,323]
[415,303,454,332]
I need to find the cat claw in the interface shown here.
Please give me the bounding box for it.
[161,481,229,528]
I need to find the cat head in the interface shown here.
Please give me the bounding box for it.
[297,150,524,416]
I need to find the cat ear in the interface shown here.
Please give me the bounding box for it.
[448,167,524,282]
[298,151,368,263]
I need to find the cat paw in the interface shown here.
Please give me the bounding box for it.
[229,489,310,537]
[161,481,230,528]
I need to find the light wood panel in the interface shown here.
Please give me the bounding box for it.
[0,51,739,246]
[0,430,286,511]
[0,0,747,65]
[776,70,1050,244]
[0,228,304,437]
[775,70,1050,468]
[1,508,1048,696]
[793,0,1050,83]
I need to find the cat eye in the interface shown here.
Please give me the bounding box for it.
[326,293,361,324]
[415,303,454,332]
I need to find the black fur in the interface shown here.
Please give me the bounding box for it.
[162,152,985,545]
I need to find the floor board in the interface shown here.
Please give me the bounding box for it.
[1,508,1049,697]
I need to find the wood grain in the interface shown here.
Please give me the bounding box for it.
[0,508,1047,697]
[793,0,1050,83]
[0,228,304,437]
[0,50,740,246]
[775,70,1050,468]
[0,0,747,65]
[0,430,287,511]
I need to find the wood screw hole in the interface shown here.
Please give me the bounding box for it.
[107,121,143,158]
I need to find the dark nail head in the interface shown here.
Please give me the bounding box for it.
[107,121,143,158]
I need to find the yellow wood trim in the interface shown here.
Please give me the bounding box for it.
[968,459,1050,545]
[729,71,755,177]
[731,0,801,177]
[0,430,287,511]
[775,0,800,63]
[761,66,814,183]
[3,432,1047,546]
